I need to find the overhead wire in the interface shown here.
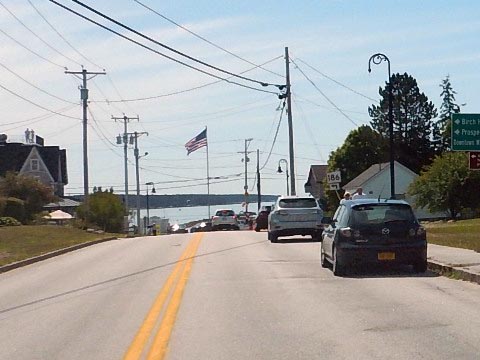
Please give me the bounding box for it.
[48,0,278,96]
[0,82,81,120]
[290,58,358,127]
[0,61,78,105]
[70,0,282,88]
[260,100,286,170]
[0,27,66,69]
[90,56,283,104]
[132,0,284,78]
[0,0,82,68]
[26,0,104,71]
[294,57,378,103]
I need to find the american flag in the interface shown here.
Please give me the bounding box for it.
[185,129,207,155]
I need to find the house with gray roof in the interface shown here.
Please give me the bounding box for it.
[0,134,68,197]
[343,161,447,219]
[304,165,328,199]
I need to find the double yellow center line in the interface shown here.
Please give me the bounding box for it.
[124,233,203,360]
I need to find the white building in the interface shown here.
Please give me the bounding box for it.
[343,161,448,220]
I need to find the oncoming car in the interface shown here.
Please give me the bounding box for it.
[268,196,324,242]
[321,198,427,276]
[211,209,239,231]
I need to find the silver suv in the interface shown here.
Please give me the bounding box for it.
[268,196,324,242]
[211,209,240,231]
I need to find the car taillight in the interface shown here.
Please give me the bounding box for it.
[339,227,352,238]
[416,226,426,237]
[212,216,219,220]
[233,215,237,219]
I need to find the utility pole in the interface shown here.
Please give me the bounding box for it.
[285,47,296,195]
[132,131,148,234]
[65,68,105,214]
[113,114,139,215]
[239,138,253,212]
[257,149,261,212]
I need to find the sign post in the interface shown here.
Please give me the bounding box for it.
[326,171,342,193]
[451,114,480,151]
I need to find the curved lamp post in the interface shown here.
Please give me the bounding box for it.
[368,53,395,199]
[277,158,290,196]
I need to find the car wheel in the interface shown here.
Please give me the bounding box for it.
[320,245,329,268]
[332,246,346,276]
[413,260,427,273]
[268,232,277,243]
[255,226,260,232]
[234,226,240,231]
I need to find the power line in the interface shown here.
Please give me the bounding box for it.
[0,82,81,120]
[294,57,378,103]
[260,101,286,170]
[133,0,284,78]
[290,58,358,127]
[0,61,78,105]
[70,0,282,88]
[48,0,278,96]
[89,57,282,104]
[26,0,104,71]
[0,0,82,67]
[0,27,66,69]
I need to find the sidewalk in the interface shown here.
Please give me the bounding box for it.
[427,243,480,285]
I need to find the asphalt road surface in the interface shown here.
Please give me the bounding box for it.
[1,231,479,360]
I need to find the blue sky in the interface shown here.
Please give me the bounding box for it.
[1,0,479,199]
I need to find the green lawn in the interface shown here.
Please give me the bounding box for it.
[0,225,120,266]
[424,218,480,252]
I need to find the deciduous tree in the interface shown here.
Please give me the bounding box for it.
[408,152,480,219]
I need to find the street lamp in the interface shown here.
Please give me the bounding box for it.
[368,53,395,199]
[145,182,156,234]
[277,158,290,196]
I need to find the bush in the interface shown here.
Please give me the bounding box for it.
[4,197,26,223]
[0,216,22,227]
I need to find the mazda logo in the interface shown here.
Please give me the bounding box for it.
[382,228,390,235]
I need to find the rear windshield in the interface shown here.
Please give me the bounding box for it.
[351,204,415,226]
[279,198,318,208]
[215,210,235,216]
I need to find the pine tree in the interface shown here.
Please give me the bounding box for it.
[435,75,461,152]
[369,72,437,173]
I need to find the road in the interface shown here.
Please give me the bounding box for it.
[1,231,479,360]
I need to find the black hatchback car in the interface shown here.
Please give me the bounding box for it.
[321,199,427,276]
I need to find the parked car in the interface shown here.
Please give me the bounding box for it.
[268,196,324,242]
[255,206,272,232]
[321,198,427,276]
[211,209,239,231]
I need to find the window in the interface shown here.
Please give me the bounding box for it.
[215,210,235,216]
[279,198,317,208]
[350,204,415,226]
[30,159,39,171]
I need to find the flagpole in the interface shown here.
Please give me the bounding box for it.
[205,126,211,219]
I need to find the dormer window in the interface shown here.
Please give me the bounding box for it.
[31,159,39,171]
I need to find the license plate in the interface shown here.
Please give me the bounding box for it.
[378,252,395,260]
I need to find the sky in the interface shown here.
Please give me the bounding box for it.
[1,0,479,200]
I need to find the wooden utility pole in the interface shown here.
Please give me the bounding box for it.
[65,68,106,211]
[285,47,296,195]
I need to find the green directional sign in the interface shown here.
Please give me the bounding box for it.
[451,113,480,151]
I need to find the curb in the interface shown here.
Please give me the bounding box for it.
[427,259,480,285]
[0,236,119,274]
